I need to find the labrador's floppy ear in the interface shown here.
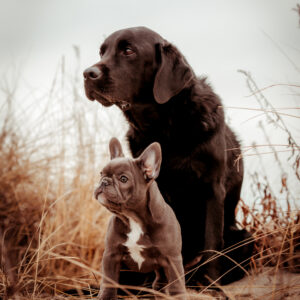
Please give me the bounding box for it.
[153,43,194,104]
[137,142,162,181]
[109,137,124,160]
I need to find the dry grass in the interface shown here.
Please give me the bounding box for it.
[0,59,299,299]
[0,58,115,298]
[0,118,108,297]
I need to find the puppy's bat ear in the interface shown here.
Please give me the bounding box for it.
[153,43,194,104]
[137,142,162,181]
[109,137,124,160]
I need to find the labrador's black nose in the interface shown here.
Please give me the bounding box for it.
[83,66,102,80]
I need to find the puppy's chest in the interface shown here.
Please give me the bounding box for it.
[122,218,155,271]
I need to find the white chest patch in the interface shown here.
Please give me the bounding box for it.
[123,218,145,270]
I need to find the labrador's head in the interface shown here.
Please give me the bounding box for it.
[83,26,194,109]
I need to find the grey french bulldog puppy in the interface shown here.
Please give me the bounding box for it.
[94,137,186,300]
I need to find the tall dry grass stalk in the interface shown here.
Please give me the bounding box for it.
[230,70,300,297]
[0,52,299,299]
[0,53,119,298]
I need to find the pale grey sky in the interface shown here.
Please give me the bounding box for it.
[0,0,299,205]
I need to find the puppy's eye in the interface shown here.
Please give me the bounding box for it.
[120,175,128,183]
[123,47,134,56]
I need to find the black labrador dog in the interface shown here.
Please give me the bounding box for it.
[83,26,253,285]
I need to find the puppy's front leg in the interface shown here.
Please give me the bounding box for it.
[204,182,225,283]
[164,256,186,300]
[98,250,121,300]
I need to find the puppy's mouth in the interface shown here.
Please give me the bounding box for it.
[96,192,122,211]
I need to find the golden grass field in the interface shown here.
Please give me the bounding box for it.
[0,61,299,299]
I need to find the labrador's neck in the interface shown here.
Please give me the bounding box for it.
[120,88,192,134]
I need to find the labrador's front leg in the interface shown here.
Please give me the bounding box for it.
[98,250,121,300]
[204,182,225,284]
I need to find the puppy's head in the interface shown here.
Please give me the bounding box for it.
[83,26,194,109]
[94,138,162,214]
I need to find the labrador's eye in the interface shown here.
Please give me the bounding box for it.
[124,47,134,56]
[120,175,128,183]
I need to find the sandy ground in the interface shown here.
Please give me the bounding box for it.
[5,268,300,299]
[188,268,300,300]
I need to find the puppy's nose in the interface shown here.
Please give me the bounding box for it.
[83,66,102,80]
[101,178,110,187]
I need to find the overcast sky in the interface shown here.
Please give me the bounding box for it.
[1,0,299,119]
[1,1,299,84]
[0,0,299,204]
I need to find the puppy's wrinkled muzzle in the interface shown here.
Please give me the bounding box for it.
[94,186,103,200]
[94,177,111,198]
